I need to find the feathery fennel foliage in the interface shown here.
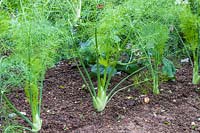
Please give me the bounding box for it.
[72,0,149,112]
[178,0,200,84]
[1,0,64,132]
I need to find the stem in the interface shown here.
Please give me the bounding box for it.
[4,125,32,132]
[107,79,150,103]
[69,24,96,97]
[192,53,200,84]
[192,23,200,84]
[152,71,159,94]
[80,59,96,95]
[76,0,82,20]
[104,67,115,92]
[102,66,108,88]
[95,28,101,89]
[174,26,193,67]
[108,65,147,99]
[152,51,160,94]
[75,58,96,97]
[38,70,45,117]
[2,94,33,127]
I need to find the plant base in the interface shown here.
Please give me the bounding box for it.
[32,115,42,132]
[93,95,108,112]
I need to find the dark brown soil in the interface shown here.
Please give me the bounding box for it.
[4,61,200,133]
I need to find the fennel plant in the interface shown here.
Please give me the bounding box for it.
[1,0,63,132]
[68,0,147,112]
[128,0,176,94]
[75,8,146,112]
[137,22,169,94]
[178,0,200,84]
[75,32,147,112]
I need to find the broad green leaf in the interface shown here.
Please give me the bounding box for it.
[162,58,176,78]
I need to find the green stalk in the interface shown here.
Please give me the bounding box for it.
[95,28,101,89]
[147,55,158,94]
[192,52,200,84]
[77,55,107,112]
[92,16,114,111]
[75,58,96,97]
[4,125,32,132]
[93,27,107,112]
[2,94,33,127]
[107,79,150,104]
[192,23,200,84]
[38,70,45,117]
[102,66,108,88]
[108,65,147,100]
[28,29,42,132]
[104,67,115,92]
[80,58,96,96]
[141,48,158,94]
[174,26,193,67]
[152,51,160,94]
[0,57,4,106]
[70,26,97,97]
[27,27,33,119]
[93,66,115,112]
[152,71,159,94]
[67,0,76,16]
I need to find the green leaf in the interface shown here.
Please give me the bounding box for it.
[99,57,109,67]
[162,58,176,78]
[91,64,117,76]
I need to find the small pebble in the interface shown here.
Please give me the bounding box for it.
[144,97,150,104]
[168,90,173,94]
[8,113,17,118]
[173,99,176,102]
[161,109,165,113]
[20,112,26,115]
[191,122,196,126]
[116,71,121,75]
[181,58,189,63]
[153,112,157,117]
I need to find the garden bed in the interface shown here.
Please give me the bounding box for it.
[6,61,200,133]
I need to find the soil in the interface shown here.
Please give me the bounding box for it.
[3,61,200,133]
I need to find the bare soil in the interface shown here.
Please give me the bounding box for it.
[3,61,200,133]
